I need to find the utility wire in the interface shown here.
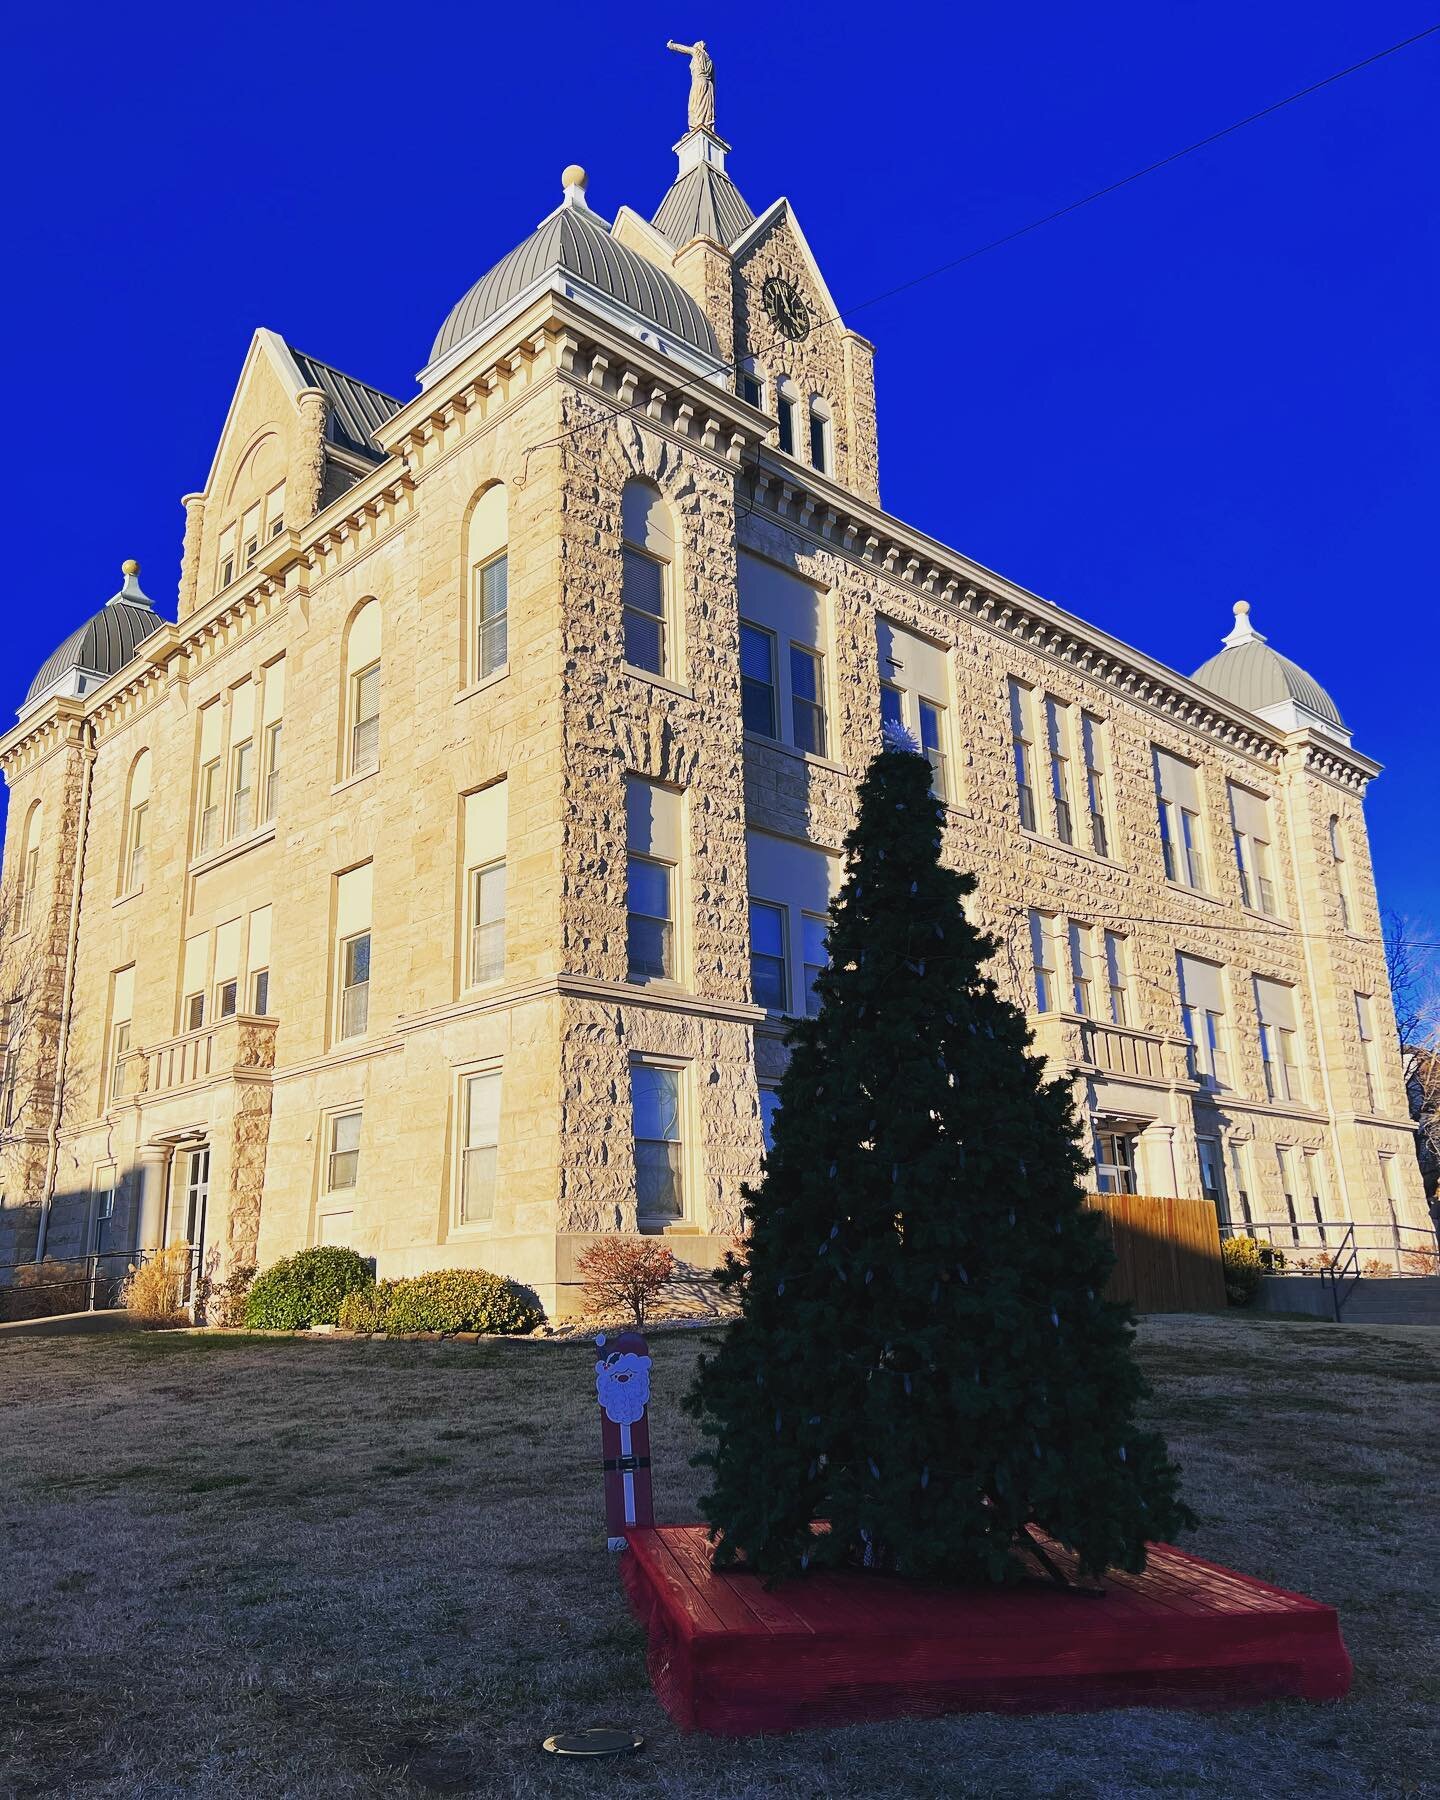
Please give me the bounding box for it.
[520,21,1440,472]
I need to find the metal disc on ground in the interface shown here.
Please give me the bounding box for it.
[540,1727,644,1757]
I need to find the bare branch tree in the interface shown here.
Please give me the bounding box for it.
[1384,910,1440,1200]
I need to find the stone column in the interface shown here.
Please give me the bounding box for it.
[287,388,330,526]
[136,1145,173,1253]
[178,493,205,620]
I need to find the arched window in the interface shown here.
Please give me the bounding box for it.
[776,378,799,457]
[808,396,832,475]
[467,485,508,682]
[738,359,764,410]
[122,751,151,893]
[17,802,42,932]
[343,600,382,778]
[621,482,675,678]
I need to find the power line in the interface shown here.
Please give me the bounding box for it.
[520,21,1439,471]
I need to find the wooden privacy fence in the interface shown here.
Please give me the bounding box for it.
[1083,1194,1226,1313]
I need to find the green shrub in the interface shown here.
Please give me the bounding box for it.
[337,1283,392,1333]
[243,1247,372,1330]
[379,1268,542,1335]
[1221,1236,1284,1307]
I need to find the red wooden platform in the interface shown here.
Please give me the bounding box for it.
[621,1526,1351,1734]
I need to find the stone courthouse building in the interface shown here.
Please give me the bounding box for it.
[0,56,1426,1312]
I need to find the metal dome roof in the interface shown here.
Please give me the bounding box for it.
[428,185,720,369]
[24,563,166,710]
[1191,603,1346,732]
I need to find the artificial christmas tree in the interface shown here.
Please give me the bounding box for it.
[687,730,1193,1584]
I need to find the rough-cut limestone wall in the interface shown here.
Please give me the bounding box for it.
[554,384,757,1238]
[225,1023,276,1269]
[733,214,880,499]
[178,494,205,619]
[672,237,737,371]
[287,389,329,526]
[734,501,1426,1230]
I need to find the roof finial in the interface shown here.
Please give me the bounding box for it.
[111,559,153,608]
[561,165,589,208]
[1221,598,1265,648]
[666,39,716,134]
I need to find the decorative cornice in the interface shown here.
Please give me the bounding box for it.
[742,460,1381,786]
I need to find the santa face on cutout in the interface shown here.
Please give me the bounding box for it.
[596,1349,652,1425]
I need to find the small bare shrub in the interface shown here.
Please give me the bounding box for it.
[576,1239,676,1328]
[121,1242,193,1325]
[1,1259,93,1322]
[206,1264,256,1328]
[1362,1258,1395,1279]
[1403,1245,1440,1277]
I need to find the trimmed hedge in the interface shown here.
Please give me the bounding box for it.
[333,1268,542,1336]
[378,1268,542,1335]
[243,1246,372,1330]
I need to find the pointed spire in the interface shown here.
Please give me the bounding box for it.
[109,559,154,609]
[1221,599,1266,649]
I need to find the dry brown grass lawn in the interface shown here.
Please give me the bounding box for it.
[0,1316,1435,1799]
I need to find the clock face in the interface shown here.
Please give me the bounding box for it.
[762,274,810,343]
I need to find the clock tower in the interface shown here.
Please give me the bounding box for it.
[635,52,882,503]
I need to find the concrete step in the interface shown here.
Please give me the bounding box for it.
[1341,1276,1440,1326]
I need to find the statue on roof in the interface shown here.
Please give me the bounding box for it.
[666,39,715,133]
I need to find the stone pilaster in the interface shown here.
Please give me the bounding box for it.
[287,388,329,526]
[177,492,205,620]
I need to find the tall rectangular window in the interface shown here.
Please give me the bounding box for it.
[334,858,374,1042]
[622,549,666,674]
[197,758,222,856]
[1029,910,1059,1013]
[109,1020,131,1103]
[327,1111,361,1191]
[260,658,285,823]
[1094,1130,1138,1196]
[181,932,207,1035]
[1178,953,1229,1087]
[1196,1136,1225,1212]
[460,1071,500,1224]
[1008,679,1037,832]
[739,369,763,408]
[475,552,509,678]
[1068,921,1095,1016]
[230,740,254,838]
[340,932,370,1038]
[749,900,788,1011]
[626,779,681,984]
[241,502,261,570]
[1104,930,1130,1026]
[1226,1141,1254,1225]
[802,913,828,1016]
[20,845,39,931]
[252,969,270,1015]
[809,405,829,474]
[790,645,827,757]
[95,1162,118,1224]
[1255,977,1303,1104]
[1276,1145,1300,1243]
[1081,712,1111,858]
[216,523,237,591]
[1230,785,1277,915]
[1044,696,1075,844]
[880,683,904,734]
[124,799,148,892]
[351,663,381,776]
[632,1062,683,1221]
[1377,1152,1400,1229]
[918,699,948,802]
[759,1085,780,1153]
[469,865,506,985]
[777,392,796,456]
[1302,1148,1326,1233]
[1330,816,1354,930]
[463,781,507,990]
[248,905,272,1018]
[739,623,777,737]
[1354,992,1378,1111]
[1154,748,1207,890]
[264,480,286,540]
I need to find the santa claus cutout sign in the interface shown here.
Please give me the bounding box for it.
[595,1332,655,1550]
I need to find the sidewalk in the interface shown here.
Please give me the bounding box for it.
[0,1310,139,1341]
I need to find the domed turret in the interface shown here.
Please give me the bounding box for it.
[1191,601,1350,745]
[422,168,721,387]
[23,560,167,716]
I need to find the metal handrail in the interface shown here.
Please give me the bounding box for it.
[1316,1224,1362,1322]
[0,1243,204,1323]
[1218,1218,1437,1276]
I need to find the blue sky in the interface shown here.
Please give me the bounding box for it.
[7,2,1437,922]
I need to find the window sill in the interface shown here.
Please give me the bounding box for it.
[332,767,379,798]
[189,822,277,878]
[1018,826,1122,873]
[638,1217,701,1236]
[1239,903,1290,930]
[112,887,144,909]
[743,732,846,776]
[448,1221,494,1237]
[1164,879,1222,908]
[623,664,693,700]
[454,665,510,705]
